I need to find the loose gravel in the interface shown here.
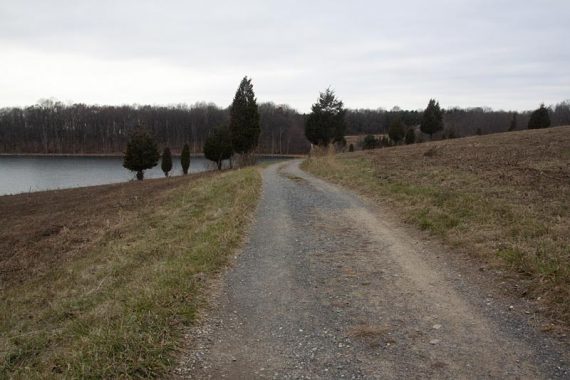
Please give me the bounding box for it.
[174,160,569,379]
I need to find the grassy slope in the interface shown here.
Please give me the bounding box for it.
[0,168,261,378]
[303,126,570,325]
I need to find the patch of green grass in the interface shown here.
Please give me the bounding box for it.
[0,168,261,378]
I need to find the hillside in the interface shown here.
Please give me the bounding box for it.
[0,169,261,377]
[303,126,570,325]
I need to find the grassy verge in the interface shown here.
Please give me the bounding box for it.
[0,168,261,378]
[302,127,570,325]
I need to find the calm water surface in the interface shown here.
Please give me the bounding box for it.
[0,156,276,196]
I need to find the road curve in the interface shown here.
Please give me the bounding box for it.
[175,160,569,379]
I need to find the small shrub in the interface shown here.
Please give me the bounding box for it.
[180,143,190,175]
[362,135,378,150]
[203,126,233,170]
[388,119,405,145]
[161,147,172,177]
[123,128,160,180]
[405,128,416,144]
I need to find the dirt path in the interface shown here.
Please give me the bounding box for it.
[175,160,569,379]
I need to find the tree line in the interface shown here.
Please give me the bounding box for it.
[1,94,568,155]
[344,100,570,138]
[0,100,308,155]
[305,91,567,151]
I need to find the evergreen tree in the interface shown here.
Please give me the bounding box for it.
[123,128,160,180]
[420,99,444,138]
[362,134,378,150]
[508,113,518,131]
[528,104,551,129]
[229,76,260,156]
[305,88,346,147]
[204,126,234,170]
[388,119,405,144]
[405,128,416,144]
[161,147,172,177]
[180,143,190,175]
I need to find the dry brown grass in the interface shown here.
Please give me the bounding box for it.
[348,324,389,339]
[1,175,186,288]
[0,169,261,378]
[303,126,570,325]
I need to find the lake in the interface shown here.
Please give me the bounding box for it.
[0,155,283,196]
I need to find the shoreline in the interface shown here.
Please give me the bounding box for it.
[0,155,301,197]
[0,153,304,158]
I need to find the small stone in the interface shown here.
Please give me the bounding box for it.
[432,324,442,330]
[509,305,514,310]
[430,339,441,345]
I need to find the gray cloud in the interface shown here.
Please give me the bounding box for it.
[1,0,568,112]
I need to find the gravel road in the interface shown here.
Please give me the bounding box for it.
[175,160,569,379]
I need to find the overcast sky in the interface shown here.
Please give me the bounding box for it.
[1,0,568,112]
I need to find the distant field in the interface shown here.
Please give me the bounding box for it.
[303,126,570,325]
[0,168,261,377]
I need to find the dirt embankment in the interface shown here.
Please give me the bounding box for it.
[1,169,261,378]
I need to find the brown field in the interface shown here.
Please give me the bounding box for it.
[1,175,188,288]
[0,168,261,378]
[303,126,570,325]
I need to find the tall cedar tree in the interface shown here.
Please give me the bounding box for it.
[405,128,416,144]
[161,147,173,176]
[229,77,260,155]
[388,119,405,144]
[204,126,234,170]
[528,104,551,129]
[420,99,444,138]
[123,128,160,180]
[305,88,346,147]
[509,113,518,131]
[180,143,190,174]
